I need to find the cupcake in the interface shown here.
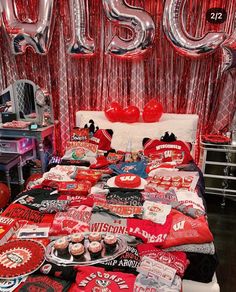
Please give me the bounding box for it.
[184,176,193,183]
[172,176,182,182]
[71,233,85,244]
[162,176,172,182]
[158,183,170,191]
[70,243,85,260]
[88,241,103,259]
[182,182,191,189]
[171,181,182,188]
[152,176,162,184]
[104,234,117,252]
[54,237,69,257]
[159,181,171,190]
[88,232,102,242]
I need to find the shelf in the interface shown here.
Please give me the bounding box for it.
[206,187,236,197]
[201,142,236,148]
[200,147,236,153]
[200,142,236,196]
[204,174,236,180]
[206,187,236,193]
[205,161,236,167]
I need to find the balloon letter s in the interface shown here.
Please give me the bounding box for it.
[102,0,155,57]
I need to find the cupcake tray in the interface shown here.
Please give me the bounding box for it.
[45,233,127,266]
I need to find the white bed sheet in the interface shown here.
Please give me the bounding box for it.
[76,111,199,152]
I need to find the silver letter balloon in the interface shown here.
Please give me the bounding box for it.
[163,0,226,57]
[0,0,55,55]
[221,29,236,72]
[102,0,155,58]
[67,0,95,56]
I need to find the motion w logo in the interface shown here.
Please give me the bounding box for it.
[173,220,185,231]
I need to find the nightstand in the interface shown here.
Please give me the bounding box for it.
[200,142,236,199]
[0,124,54,172]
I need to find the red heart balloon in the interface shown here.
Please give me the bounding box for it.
[143,99,163,122]
[145,99,163,112]
[104,102,123,122]
[122,106,140,123]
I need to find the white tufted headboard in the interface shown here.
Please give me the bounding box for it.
[76,111,199,153]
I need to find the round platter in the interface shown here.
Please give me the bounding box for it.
[45,233,127,266]
[0,239,45,279]
[202,134,231,144]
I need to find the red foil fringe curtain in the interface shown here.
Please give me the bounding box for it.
[0,0,236,156]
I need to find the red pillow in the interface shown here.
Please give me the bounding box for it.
[143,139,193,165]
[162,210,213,248]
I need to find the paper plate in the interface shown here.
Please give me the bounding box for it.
[0,239,45,279]
[106,176,147,189]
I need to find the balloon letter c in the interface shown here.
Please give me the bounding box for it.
[163,0,226,57]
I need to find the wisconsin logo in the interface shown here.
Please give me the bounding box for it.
[173,220,185,231]
[92,280,111,292]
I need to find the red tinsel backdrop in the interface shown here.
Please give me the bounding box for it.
[0,0,236,155]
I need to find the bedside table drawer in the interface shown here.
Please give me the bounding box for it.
[206,151,236,163]
[205,164,236,176]
[200,142,236,197]
[205,177,236,190]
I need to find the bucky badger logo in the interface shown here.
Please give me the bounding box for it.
[92,280,111,292]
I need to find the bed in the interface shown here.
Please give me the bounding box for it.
[0,111,220,291]
[75,111,220,292]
